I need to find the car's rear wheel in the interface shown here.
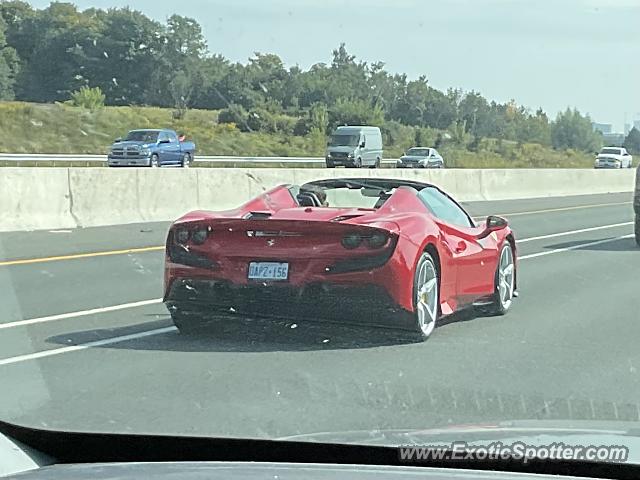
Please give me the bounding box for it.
[485,243,516,315]
[413,252,439,340]
[181,152,191,168]
[635,215,640,247]
[369,157,380,169]
[150,154,159,168]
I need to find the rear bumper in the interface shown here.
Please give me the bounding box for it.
[164,278,415,331]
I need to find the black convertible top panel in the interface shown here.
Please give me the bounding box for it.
[302,178,432,191]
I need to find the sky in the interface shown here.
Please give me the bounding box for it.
[29,0,640,131]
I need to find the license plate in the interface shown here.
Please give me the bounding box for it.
[248,262,289,281]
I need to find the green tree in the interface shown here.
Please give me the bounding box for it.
[459,91,491,136]
[146,14,206,107]
[624,127,640,155]
[518,108,551,146]
[329,97,384,128]
[90,7,166,105]
[551,108,601,152]
[0,15,19,99]
[8,2,104,101]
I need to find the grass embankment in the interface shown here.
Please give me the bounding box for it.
[0,102,594,168]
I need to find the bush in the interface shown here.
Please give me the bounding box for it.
[69,86,105,111]
[218,104,250,131]
[381,120,415,152]
[246,108,276,132]
[414,127,438,147]
[274,114,296,135]
[293,118,310,136]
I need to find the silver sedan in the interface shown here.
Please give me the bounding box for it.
[396,147,445,168]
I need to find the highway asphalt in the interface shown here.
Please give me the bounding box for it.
[0,191,639,440]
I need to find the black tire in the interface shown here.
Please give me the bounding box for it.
[484,243,516,316]
[355,157,362,168]
[412,252,440,341]
[635,215,640,248]
[326,161,335,168]
[369,157,381,169]
[150,154,159,168]
[181,152,191,168]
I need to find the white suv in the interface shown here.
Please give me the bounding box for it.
[594,146,633,169]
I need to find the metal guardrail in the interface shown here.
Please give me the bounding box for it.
[0,153,397,165]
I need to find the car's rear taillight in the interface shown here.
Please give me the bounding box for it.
[191,227,210,245]
[341,231,390,250]
[175,228,190,244]
[366,232,388,249]
[167,226,217,270]
[341,233,363,249]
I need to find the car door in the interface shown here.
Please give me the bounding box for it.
[156,131,171,164]
[360,134,370,165]
[433,149,444,167]
[165,131,182,164]
[418,187,496,306]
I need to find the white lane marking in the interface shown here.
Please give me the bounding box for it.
[517,222,633,243]
[0,225,635,365]
[0,327,176,366]
[0,222,634,331]
[0,298,162,330]
[472,201,630,221]
[520,234,634,260]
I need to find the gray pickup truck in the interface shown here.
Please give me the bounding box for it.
[635,165,640,246]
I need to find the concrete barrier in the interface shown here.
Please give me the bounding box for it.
[0,167,635,232]
[0,168,74,231]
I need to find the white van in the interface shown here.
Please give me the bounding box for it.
[325,126,383,168]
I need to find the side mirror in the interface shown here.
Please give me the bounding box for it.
[360,141,366,148]
[114,137,122,143]
[159,139,171,144]
[478,215,508,239]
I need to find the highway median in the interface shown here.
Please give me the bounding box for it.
[0,167,635,232]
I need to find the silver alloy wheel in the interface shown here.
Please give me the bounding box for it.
[150,154,159,168]
[416,257,438,337]
[498,245,515,310]
[182,153,190,168]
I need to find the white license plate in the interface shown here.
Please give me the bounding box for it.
[248,262,289,281]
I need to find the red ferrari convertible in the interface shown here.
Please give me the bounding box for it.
[163,178,517,340]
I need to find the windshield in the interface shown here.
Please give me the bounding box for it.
[406,148,430,156]
[2,0,640,468]
[125,131,159,143]
[329,134,360,147]
[601,148,622,155]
